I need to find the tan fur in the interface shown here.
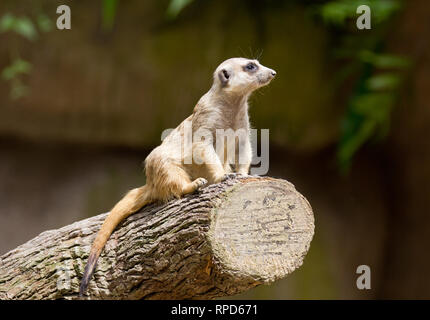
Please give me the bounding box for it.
[79,58,276,295]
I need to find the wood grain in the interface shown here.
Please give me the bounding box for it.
[0,176,314,300]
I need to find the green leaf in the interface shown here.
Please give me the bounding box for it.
[358,51,410,69]
[365,73,402,90]
[102,0,118,31]
[13,17,37,40]
[0,13,16,32]
[338,89,397,171]
[0,14,40,40]
[166,0,194,19]
[352,93,394,120]
[37,14,52,32]
[1,59,32,80]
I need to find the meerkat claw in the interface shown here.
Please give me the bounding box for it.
[195,178,208,190]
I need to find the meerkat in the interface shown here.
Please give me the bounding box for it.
[79,57,276,296]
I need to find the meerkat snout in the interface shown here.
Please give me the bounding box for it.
[267,68,277,79]
[257,66,276,85]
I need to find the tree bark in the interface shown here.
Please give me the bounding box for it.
[0,176,314,300]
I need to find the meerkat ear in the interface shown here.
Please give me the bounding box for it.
[218,69,230,86]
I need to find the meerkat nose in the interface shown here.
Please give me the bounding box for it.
[271,70,277,77]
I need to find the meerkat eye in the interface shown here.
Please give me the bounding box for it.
[222,70,230,79]
[245,62,257,72]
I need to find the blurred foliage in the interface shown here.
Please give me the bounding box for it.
[317,0,410,171]
[101,0,193,21]
[0,13,37,41]
[1,58,32,100]
[0,12,52,99]
[37,13,52,33]
[101,0,119,31]
[320,0,400,25]
[166,0,194,19]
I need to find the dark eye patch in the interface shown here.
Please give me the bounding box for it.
[244,62,258,72]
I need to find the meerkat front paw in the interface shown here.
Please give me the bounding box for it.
[194,177,208,190]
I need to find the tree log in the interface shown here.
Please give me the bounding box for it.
[0,176,314,300]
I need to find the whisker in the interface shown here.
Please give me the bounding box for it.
[238,46,246,58]
[256,48,264,61]
[248,46,254,60]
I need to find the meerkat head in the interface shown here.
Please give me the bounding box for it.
[213,57,276,96]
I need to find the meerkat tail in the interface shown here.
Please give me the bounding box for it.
[79,185,151,296]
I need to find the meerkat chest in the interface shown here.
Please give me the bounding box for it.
[212,111,250,164]
[216,108,249,131]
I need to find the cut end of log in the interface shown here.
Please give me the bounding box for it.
[207,177,314,285]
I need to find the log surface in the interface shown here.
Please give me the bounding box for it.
[0,176,314,300]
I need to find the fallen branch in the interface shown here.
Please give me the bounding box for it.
[0,176,314,300]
